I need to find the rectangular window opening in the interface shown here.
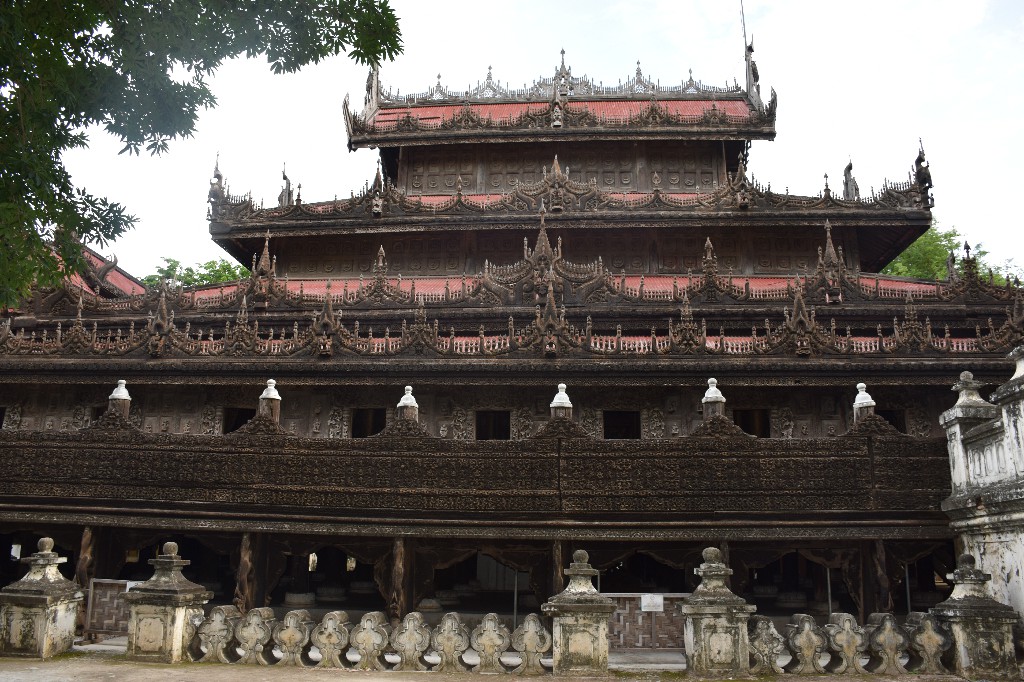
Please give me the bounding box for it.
[733,408,771,437]
[222,407,257,434]
[603,410,641,439]
[475,410,511,440]
[351,408,387,438]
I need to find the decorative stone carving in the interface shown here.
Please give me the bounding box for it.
[641,408,664,438]
[905,611,951,674]
[450,406,471,440]
[273,609,315,666]
[471,612,511,673]
[931,554,1019,679]
[391,611,431,671]
[195,605,241,663]
[864,612,909,674]
[783,613,827,674]
[511,613,551,675]
[235,607,277,665]
[747,615,785,674]
[124,541,212,664]
[511,406,534,439]
[350,610,390,671]
[679,546,756,677]
[0,538,83,659]
[431,611,470,672]
[542,550,616,676]
[822,612,866,674]
[310,610,351,669]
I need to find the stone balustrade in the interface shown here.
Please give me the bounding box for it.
[186,606,552,673]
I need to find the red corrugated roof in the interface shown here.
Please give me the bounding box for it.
[370,99,750,131]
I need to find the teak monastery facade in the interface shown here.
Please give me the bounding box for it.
[1,44,1021,636]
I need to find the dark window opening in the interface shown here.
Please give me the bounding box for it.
[222,407,256,434]
[89,405,105,424]
[733,409,771,437]
[0,406,6,429]
[603,410,641,439]
[876,409,907,434]
[351,408,386,438]
[475,410,511,440]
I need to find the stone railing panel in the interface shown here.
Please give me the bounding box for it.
[822,612,866,674]
[235,606,276,665]
[194,605,241,663]
[905,611,951,674]
[783,613,828,674]
[511,614,551,676]
[471,612,512,673]
[391,611,431,671]
[350,610,391,671]
[864,612,910,675]
[747,615,785,674]
[431,611,471,672]
[310,610,350,669]
[273,609,315,667]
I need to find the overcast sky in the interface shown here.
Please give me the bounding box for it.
[62,0,1024,278]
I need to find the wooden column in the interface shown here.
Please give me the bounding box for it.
[388,537,413,623]
[233,531,268,613]
[551,540,565,595]
[73,525,96,633]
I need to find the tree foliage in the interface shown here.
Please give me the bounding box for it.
[0,1,402,308]
[140,257,250,289]
[882,225,1021,284]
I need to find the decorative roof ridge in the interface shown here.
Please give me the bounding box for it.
[362,56,749,113]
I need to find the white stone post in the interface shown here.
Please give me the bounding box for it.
[679,546,756,677]
[939,371,999,494]
[124,542,212,664]
[542,549,615,676]
[701,378,725,418]
[108,379,131,420]
[852,382,875,423]
[550,383,573,420]
[396,385,419,422]
[930,554,1018,679]
[0,538,83,658]
[257,379,281,424]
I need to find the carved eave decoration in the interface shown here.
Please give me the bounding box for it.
[842,414,911,438]
[531,417,594,440]
[689,415,754,438]
[208,158,932,231]
[85,409,139,433]
[372,418,433,438]
[226,413,289,437]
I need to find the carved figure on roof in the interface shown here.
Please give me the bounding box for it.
[278,168,294,208]
[843,161,860,201]
[914,147,932,192]
[551,102,563,128]
[946,251,959,284]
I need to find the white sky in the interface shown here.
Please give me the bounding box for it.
[62,0,1024,278]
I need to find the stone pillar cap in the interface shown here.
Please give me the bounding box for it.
[1010,344,1024,380]
[853,382,875,407]
[550,383,572,408]
[397,385,418,408]
[109,379,131,401]
[259,379,281,400]
[701,378,725,404]
[952,371,991,407]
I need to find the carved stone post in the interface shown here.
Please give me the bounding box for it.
[852,382,875,423]
[542,549,615,676]
[550,383,573,420]
[679,546,756,677]
[258,379,281,423]
[930,554,1018,679]
[939,371,999,495]
[0,538,83,658]
[396,386,419,422]
[124,541,213,664]
[108,379,131,420]
[701,378,725,418]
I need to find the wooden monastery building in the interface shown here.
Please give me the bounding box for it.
[1,45,1021,641]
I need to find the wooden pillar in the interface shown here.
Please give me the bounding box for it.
[388,537,412,623]
[720,539,731,589]
[233,531,268,613]
[73,525,96,633]
[551,540,565,595]
[873,539,892,613]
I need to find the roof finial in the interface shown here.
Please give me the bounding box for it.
[560,48,565,67]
